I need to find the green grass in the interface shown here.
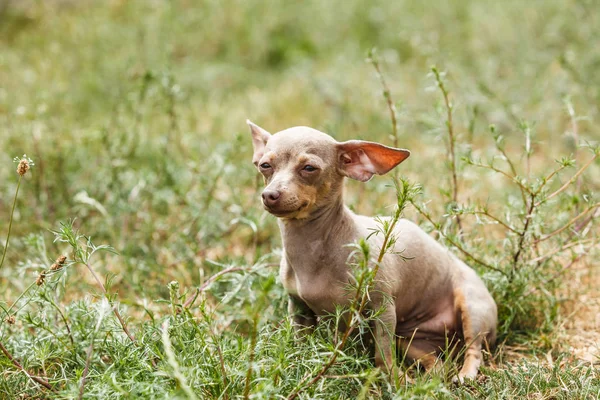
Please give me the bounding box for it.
[1,0,599,398]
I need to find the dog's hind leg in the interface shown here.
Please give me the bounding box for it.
[397,337,443,374]
[454,285,496,382]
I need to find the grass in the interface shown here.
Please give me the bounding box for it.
[1,0,599,398]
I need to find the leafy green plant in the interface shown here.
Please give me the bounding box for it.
[411,68,599,341]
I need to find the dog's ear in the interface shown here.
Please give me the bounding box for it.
[246,120,272,166]
[337,140,410,182]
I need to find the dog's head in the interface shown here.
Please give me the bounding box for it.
[247,120,410,219]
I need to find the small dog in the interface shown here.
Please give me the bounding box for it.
[247,120,497,381]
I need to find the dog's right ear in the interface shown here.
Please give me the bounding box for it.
[246,120,272,166]
[337,140,410,182]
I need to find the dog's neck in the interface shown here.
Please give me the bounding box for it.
[277,191,359,272]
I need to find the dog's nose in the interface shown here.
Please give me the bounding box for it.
[262,190,281,207]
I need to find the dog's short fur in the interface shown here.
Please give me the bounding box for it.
[247,121,497,380]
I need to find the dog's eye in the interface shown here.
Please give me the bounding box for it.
[260,163,271,169]
[302,165,317,172]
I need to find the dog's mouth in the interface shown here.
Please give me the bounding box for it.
[263,201,311,218]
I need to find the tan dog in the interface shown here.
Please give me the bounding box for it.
[247,120,497,381]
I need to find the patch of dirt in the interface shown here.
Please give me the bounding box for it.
[562,258,600,364]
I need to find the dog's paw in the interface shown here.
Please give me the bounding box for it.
[392,370,415,386]
[452,371,484,387]
[452,373,474,385]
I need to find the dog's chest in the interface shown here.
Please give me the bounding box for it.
[299,271,351,314]
[281,245,351,314]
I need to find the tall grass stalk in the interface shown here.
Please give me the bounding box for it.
[0,176,21,272]
[431,66,462,231]
[0,155,33,271]
[367,48,400,150]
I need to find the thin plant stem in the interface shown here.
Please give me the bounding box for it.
[468,160,534,195]
[84,261,135,343]
[212,331,229,399]
[465,210,519,234]
[78,301,111,399]
[571,208,600,238]
[0,281,38,337]
[529,238,595,264]
[564,97,581,197]
[0,176,22,272]
[537,164,569,196]
[243,314,259,400]
[524,123,532,179]
[78,339,95,400]
[495,144,527,206]
[512,193,536,273]
[2,281,37,317]
[411,202,508,276]
[535,202,600,243]
[367,49,400,149]
[183,266,245,309]
[525,250,592,296]
[535,153,598,207]
[432,66,462,231]
[47,297,75,347]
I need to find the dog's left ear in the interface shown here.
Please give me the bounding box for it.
[337,140,410,182]
[246,120,272,166]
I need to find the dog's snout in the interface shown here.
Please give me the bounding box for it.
[262,189,281,206]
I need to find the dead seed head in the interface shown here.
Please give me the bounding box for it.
[17,159,30,176]
[5,315,15,325]
[13,154,35,176]
[36,272,46,286]
[51,255,68,270]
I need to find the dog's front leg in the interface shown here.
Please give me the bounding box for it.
[373,304,396,375]
[288,295,317,336]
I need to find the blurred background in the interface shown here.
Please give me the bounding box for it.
[0,0,598,324]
